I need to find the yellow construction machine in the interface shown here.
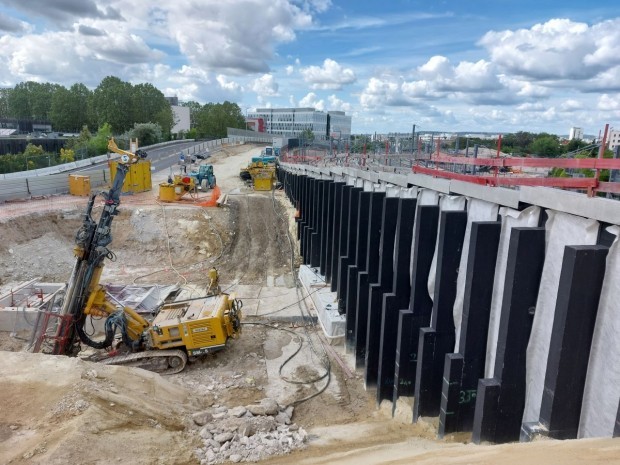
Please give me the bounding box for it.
[36,139,241,374]
[240,155,277,191]
[158,174,197,202]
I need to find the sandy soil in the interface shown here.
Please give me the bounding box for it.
[1,142,619,464]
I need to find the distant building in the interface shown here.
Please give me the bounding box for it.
[165,96,179,106]
[245,118,265,132]
[170,105,190,135]
[327,111,352,141]
[569,127,584,140]
[608,128,620,151]
[247,107,351,141]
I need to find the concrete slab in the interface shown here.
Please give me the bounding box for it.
[407,173,451,193]
[520,186,620,225]
[450,180,520,208]
[299,265,345,344]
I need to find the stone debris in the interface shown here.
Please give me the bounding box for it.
[192,398,306,464]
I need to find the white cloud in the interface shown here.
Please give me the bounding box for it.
[597,94,620,112]
[559,99,583,111]
[479,18,620,83]
[166,0,314,74]
[299,92,324,110]
[216,75,242,92]
[360,76,408,108]
[516,102,546,112]
[251,74,279,97]
[418,56,453,80]
[361,57,506,109]
[327,95,352,112]
[285,65,295,75]
[301,59,356,90]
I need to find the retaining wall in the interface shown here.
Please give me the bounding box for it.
[278,162,620,443]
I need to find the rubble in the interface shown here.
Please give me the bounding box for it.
[191,398,307,464]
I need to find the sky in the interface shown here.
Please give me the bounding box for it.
[0,0,619,136]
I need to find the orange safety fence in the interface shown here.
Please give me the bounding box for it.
[197,185,222,207]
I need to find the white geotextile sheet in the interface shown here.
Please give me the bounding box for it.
[400,186,418,198]
[386,186,402,197]
[453,198,499,352]
[522,211,599,423]
[427,195,467,303]
[417,188,440,206]
[484,206,541,378]
[579,226,620,438]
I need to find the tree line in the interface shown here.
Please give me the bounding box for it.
[349,131,602,158]
[0,77,248,174]
[0,77,174,136]
[0,77,247,140]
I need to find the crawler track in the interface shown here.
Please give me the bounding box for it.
[99,349,188,375]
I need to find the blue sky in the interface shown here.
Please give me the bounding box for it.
[0,0,619,136]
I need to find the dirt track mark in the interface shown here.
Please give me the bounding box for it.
[217,193,290,285]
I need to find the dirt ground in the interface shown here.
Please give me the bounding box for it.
[1,143,619,464]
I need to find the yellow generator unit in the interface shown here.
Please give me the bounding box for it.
[69,174,91,196]
[158,175,196,202]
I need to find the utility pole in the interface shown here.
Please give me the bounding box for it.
[411,124,416,155]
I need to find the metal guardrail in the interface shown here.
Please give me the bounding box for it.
[0,136,275,203]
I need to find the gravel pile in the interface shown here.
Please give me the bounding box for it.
[192,398,307,464]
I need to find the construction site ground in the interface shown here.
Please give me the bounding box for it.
[0,143,619,464]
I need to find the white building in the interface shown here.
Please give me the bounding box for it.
[248,107,351,141]
[569,127,584,140]
[171,105,190,135]
[608,128,620,151]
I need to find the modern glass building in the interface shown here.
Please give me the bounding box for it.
[248,107,351,141]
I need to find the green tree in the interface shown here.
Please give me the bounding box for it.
[64,125,92,158]
[8,81,60,121]
[50,83,93,133]
[49,85,71,131]
[23,143,44,157]
[300,128,314,145]
[181,100,203,128]
[0,88,11,118]
[565,138,590,154]
[123,122,163,147]
[131,83,173,135]
[92,76,134,133]
[195,101,245,139]
[8,82,32,119]
[351,135,372,153]
[154,106,174,139]
[530,133,561,157]
[88,123,113,156]
[60,148,75,163]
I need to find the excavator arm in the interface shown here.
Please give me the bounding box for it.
[53,139,148,355]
